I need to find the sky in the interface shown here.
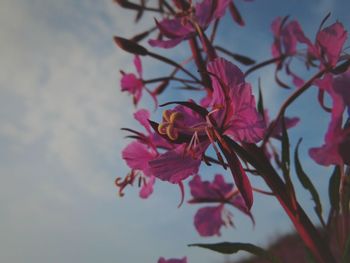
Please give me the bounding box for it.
[0,0,349,263]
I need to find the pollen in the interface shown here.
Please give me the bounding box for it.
[158,110,183,140]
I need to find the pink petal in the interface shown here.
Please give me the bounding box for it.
[139,176,156,199]
[122,141,155,176]
[230,195,255,224]
[120,73,143,105]
[194,205,228,236]
[309,141,343,166]
[207,58,265,143]
[134,109,151,134]
[225,83,265,143]
[158,257,187,263]
[270,116,300,138]
[333,70,350,107]
[189,174,233,200]
[283,20,312,55]
[148,144,201,183]
[148,37,185,49]
[310,74,348,165]
[195,0,230,27]
[155,18,193,39]
[133,55,142,77]
[316,22,347,67]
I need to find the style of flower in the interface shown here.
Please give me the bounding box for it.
[149,0,230,48]
[120,56,156,106]
[189,174,254,237]
[309,72,350,166]
[158,257,187,263]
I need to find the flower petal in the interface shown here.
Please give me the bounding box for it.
[194,205,228,236]
[139,176,156,199]
[316,22,347,67]
[122,141,155,176]
[149,144,201,183]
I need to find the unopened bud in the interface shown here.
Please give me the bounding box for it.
[114,36,148,55]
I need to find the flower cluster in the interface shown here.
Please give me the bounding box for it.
[114,0,350,262]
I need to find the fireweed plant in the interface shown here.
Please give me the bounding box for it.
[114,0,350,262]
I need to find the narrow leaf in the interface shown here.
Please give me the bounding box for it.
[114,36,148,55]
[257,79,265,122]
[229,1,245,26]
[281,117,290,177]
[189,242,282,263]
[159,101,209,118]
[294,139,323,221]
[331,59,350,74]
[318,12,331,32]
[215,46,255,65]
[329,166,341,212]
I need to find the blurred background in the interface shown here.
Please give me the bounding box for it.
[0,0,349,262]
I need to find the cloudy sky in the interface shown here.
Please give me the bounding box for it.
[0,0,349,263]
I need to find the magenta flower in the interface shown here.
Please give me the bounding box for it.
[149,57,264,209]
[311,22,347,67]
[120,56,157,106]
[158,257,187,263]
[271,17,312,58]
[120,55,144,105]
[309,73,350,165]
[189,174,253,236]
[119,109,171,198]
[149,0,230,48]
[149,105,208,184]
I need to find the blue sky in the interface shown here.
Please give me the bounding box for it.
[0,0,349,263]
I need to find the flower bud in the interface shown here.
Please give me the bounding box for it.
[114,36,148,55]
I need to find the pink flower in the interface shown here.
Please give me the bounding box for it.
[207,57,265,143]
[271,17,312,58]
[309,73,350,165]
[149,0,230,48]
[148,105,209,184]
[149,58,263,209]
[312,22,347,67]
[121,55,144,105]
[189,175,254,236]
[158,257,187,263]
[119,109,172,198]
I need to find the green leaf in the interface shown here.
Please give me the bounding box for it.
[189,242,282,263]
[294,139,323,222]
[281,116,290,180]
[257,79,265,122]
[329,166,341,213]
[341,234,350,263]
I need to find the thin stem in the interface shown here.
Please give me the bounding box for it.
[143,76,199,84]
[245,55,286,77]
[262,68,327,146]
[147,51,201,82]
